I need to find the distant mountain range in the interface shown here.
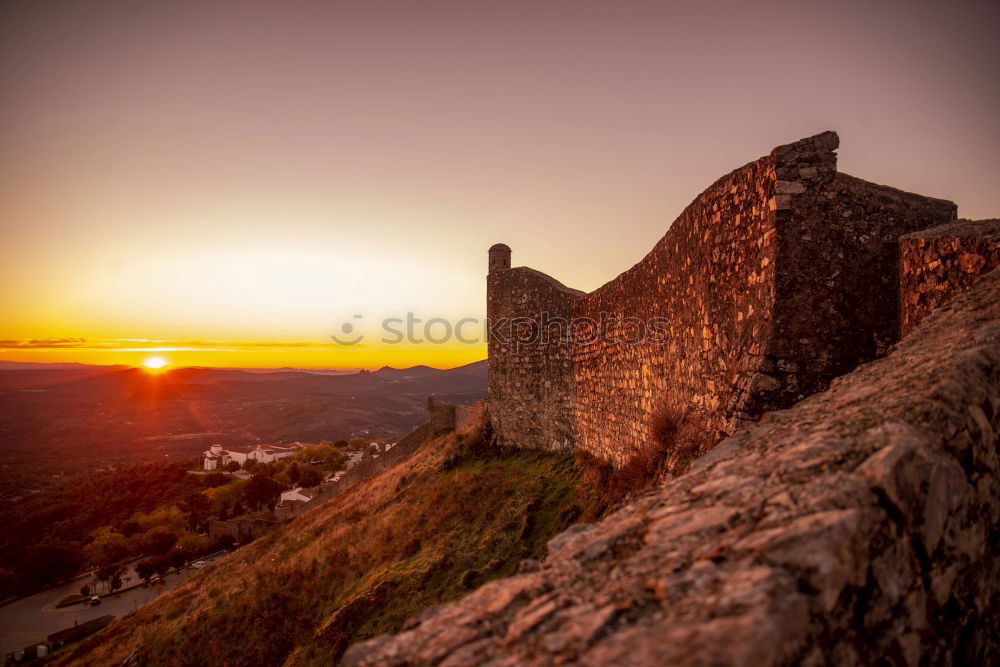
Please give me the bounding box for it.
[0,360,486,501]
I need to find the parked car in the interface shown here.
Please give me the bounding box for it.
[192,560,207,569]
[89,596,101,606]
[150,576,165,586]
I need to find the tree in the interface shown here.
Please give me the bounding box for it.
[143,526,178,556]
[19,544,81,589]
[205,478,248,516]
[120,519,142,538]
[167,548,187,570]
[202,472,230,488]
[322,448,347,470]
[216,534,236,550]
[177,533,210,556]
[135,506,186,533]
[224,460,241,472]
[334,440,349,449]
[287,462,301,484]
[83,527,129,567]
[298,466,323,488]
[96,563,123,593]
[303,442,347,472]
[0,568,17,600]
[244,475,283,511]
[179,491,211,531]
[147,555,170,578]
[136,559,156,584]
[80,583,90,597]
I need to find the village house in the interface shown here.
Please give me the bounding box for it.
[279,486,319,504]
[274,486,321,520]
[202,442,303,470]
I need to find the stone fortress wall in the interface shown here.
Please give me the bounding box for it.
[488,131,958,465]
[428,396,488,434]
[344,135,1000,665]
[347,265,1000,667]
[900,218,1000,336]
[487,249,582,452]
[454,400,488,433]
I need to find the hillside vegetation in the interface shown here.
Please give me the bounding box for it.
[58,422,605,665]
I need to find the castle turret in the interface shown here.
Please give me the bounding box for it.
[489,243,511,273]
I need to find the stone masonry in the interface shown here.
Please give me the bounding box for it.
[428,397,489,434]
[345,267,1000,667]
[427,396,457,433]
[455,400,488,433]
[488,245,583,452]
[900,218,1000,336]
[488,131,956,465]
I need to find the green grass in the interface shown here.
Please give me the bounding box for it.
[59,426,604,666]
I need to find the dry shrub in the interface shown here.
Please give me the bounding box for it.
[649,403,720,475]
[576,404,719,515]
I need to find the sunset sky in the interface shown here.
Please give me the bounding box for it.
[2,0,998,369]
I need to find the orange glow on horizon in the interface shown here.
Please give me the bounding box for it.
[142,356,170,372]
[0,339,486,371]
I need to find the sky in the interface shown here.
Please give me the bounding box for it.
[1,0,998,369]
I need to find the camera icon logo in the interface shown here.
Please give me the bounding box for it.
[330,315,364,346]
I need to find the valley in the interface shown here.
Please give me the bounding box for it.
[0,361,486,503]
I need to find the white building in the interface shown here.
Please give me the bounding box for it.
[203,444,225,471]
[203,443,303,470]
[275,486,320,520]
[279,487,318,504]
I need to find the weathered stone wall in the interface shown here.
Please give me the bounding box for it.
[900,218,1000,337]
[427,396,457,433]
[454,400,487,433]
[767,171,956,401]
[488,262,582,451]
[570,137,786,462]
[487,131,955,465]
[208,515,279,543]
[345,268,1000,667]
[427,397,488,434]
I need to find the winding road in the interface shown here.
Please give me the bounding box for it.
[0,565,196,657]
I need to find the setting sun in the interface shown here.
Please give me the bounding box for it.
[143,356,169,371]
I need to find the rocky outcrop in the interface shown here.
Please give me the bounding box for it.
[345,269,1000,666]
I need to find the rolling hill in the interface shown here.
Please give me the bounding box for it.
[53,422,603,666]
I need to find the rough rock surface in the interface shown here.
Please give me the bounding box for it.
[345,269,1000,666]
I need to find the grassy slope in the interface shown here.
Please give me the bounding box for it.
[59,426,602,666]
